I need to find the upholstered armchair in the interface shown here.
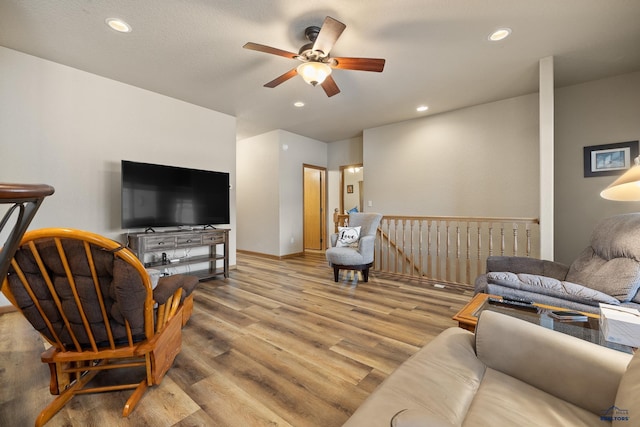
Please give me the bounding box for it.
[325,212,382,282]
[475,213,640,313]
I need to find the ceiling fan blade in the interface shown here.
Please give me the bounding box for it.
[312,16,346,55]
[332,57,386,72]
[321,75,340,97]
[264,68,298,88]
[243,42,298,59]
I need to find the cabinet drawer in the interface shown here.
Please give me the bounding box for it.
[144,236,177,249]
[202,233,225,244]
[176,234,202,247]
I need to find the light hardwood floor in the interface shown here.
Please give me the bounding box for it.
[0,251,473,427]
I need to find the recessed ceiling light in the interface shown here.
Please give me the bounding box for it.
[416,105,429,112]
[293,101,305,107]
[106,18,132,33]
[489,28,511,41]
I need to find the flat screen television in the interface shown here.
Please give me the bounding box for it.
[121,160,230,229]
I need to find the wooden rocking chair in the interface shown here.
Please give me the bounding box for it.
[2,227,195,426]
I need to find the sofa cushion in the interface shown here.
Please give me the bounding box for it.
[341,327,484,427]
[390,409,454,427]
[475,311,629,416]
[589,213,640,262]
[486,256,569,280]
[485,271,621,306]
[567,247,640,302]
[325,247,366,265]
[463,368,604,426]
[613,350,640,426]
[563,213,640,303]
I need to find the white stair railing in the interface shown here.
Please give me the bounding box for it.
[333,214,540,286]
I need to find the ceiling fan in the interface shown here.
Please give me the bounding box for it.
[243,16,385,97]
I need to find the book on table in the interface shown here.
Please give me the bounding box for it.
[548,310,588,322]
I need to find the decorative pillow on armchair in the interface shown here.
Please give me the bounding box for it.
[336,226,361,247]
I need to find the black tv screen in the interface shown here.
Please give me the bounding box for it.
[121,160,230,229]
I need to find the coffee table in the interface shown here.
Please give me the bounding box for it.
[453,293,632,353]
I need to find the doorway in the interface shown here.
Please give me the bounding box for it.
[303,165,326,250]
[340,164,364,214]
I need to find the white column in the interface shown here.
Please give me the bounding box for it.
[539,56,554,260]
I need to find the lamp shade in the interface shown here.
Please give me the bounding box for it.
[297,62,331,86]
[600,157,640,201]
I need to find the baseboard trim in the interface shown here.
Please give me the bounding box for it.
[0,305,17,315]
[237,250,305,260]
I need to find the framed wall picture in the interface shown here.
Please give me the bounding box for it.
[583,141,639,177]
[346,185,354,193]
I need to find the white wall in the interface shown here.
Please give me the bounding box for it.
[327,136,363,170]
[236,131,281,255]
[363,94,540,217]
[555,72,640,264]
[236,130,327,256]
[278,131,327,255]
[0,47,237,304]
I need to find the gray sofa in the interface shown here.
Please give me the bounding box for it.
[343,310,637,427]
[475,213,640,313]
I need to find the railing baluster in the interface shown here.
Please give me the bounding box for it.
[394,219,399,273]
[418,220,423,276]
[409,219,414,276]
[455,224,461,283]
[402,219,407,274]
[445,221,451,282]
[427,220,433,278]
[476,222,482,276]
[465,224,471,284]
[489,224,494,257]
[436,222,441,280]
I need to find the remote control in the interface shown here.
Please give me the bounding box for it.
[488,297,539,312]
[501,295,534,305]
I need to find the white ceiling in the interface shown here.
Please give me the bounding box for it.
[1,0,640,142]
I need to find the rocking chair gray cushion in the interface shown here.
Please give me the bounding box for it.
[326,212,382,282]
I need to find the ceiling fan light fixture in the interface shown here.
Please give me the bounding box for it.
[297,62,331,86]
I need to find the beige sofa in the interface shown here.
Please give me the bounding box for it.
[343,311,639,426]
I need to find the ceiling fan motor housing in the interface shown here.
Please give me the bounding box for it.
[298,26,329,61]
[304,26,321,42]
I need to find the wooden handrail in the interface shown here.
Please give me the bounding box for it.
[0,183,55,284]
[0,183,55,200]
